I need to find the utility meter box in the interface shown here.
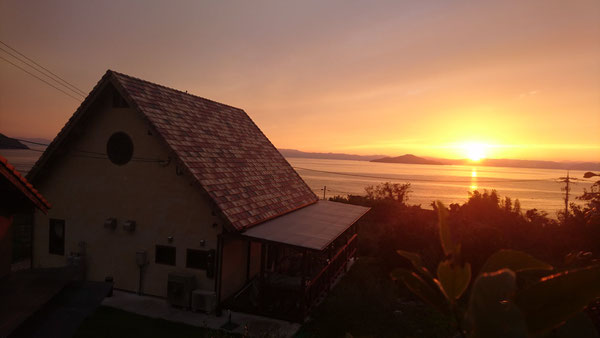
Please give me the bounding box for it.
[136,251,147,267]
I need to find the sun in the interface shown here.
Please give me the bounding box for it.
[464,143,487,162]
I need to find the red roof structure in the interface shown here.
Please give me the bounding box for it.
[0,155,51,214]
[28,70,317,230]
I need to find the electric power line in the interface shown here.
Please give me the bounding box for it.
[0,40,87,96]
[293,166,561,184]
[11,138,50,147]
[0,55,82,101]
[7,136,166,163]
[0,45,85,98]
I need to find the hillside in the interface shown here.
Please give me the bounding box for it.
[370,154,443,165]
[0,134,29,149]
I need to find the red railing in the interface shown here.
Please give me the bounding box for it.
[249,234,358,322]
[303,233,357,315]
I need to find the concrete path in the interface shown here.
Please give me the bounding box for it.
[102,290,301,337]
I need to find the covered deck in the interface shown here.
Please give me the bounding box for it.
[229,200,369,322]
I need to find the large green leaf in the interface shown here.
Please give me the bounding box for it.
[436,201,455,256]
[397,249,423,270]
[437,259,471,301]
[465,269,528,338]
[480,249,553,275]
[391,268,450,314]
[515,265,600,335]
[397,250,435,279]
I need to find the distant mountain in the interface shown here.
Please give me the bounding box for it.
[280,148,600,170]
[0,133,29,149]
[423,157,600,171]
[371,154,443,165]
[278,148,385,161]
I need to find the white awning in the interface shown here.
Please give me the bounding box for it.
[241,200,370,251]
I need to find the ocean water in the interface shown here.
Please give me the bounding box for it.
[1,148,594,216]
[287,157,594,216]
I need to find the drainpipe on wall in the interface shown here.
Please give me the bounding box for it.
[136,251,148,295]
[215,234,224,316]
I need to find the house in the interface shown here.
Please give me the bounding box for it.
[27,70,369,321]
[0,155,51,279]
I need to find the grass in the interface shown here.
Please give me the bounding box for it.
[296,257,455,338]
[74,306,240,338]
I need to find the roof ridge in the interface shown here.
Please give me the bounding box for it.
[107,70,245,112]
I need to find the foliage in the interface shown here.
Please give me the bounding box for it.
[392,202,600,337]
[296,257,455,338]
[570,180,600,228]
[364,182,411,204]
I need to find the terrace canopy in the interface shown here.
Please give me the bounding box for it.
[241,200,370,251]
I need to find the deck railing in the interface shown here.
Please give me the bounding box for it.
[302,233,357,316]
[232,234,358,322]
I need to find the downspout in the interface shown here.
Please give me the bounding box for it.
[215,233,224,316]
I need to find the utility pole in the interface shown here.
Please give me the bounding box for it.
[320,186,327,200]
[557,171,580,221]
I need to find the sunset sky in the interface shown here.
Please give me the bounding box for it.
[1,0,599,161]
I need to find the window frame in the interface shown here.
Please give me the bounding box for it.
[49,218,65,256]
[155,245,176,266]
[186,249,209,270]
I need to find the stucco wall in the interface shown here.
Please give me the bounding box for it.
[32,88,229,297]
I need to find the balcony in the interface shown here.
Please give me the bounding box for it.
[229,233,358,322]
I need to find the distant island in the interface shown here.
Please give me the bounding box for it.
[279,148,600,171]
[370,154,443,165]
[0,133,29,149]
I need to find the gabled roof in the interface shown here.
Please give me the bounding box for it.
[28,70,317,230]
[1,155,51,213]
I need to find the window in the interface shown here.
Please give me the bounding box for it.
[106,132,133,165]
[155,245,176,265]
[49,219,65,255]
[186,249,215,277]
[186,249,208,269]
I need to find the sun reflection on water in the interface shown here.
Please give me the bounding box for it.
[470,168,478,191]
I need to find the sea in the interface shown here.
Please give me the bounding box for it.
[2,148,594,217]
[287,157,594,216]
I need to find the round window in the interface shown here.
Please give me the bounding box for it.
[106,132,133,165]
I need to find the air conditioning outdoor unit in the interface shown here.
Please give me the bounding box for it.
[191,289,217,313]
[167,272,196,309]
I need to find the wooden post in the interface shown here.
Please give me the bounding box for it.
[300,249,308,319]
[327,246,332,291]
[245,240,251,283]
